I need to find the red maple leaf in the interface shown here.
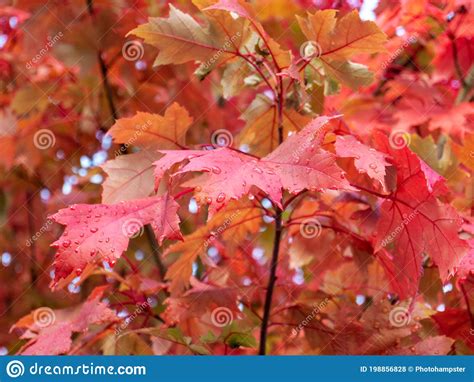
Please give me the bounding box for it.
[13,287,116,355]
[335,134,390,187]
[50,195,182,286]
[154,116,352,215]
[373,133,468,298]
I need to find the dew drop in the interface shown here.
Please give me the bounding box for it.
[90,227,98,233]
[62,240,71,248]
[216,193,226,203]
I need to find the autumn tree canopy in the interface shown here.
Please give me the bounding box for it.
[0,0,473,356]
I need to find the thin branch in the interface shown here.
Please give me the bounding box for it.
[86,0,166,279]
[259,76,285,355]
[26,192,38,285]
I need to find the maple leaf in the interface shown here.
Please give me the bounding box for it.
[203,0,291,70]
[297,10,387,61]
[335,135,390,187]
[433,308,474,350]
[50,195,182,286]
[237,94,312,156]
[128,4,251,68]
[108,103,192,150]
[452,132,474,172]
[323,60,375,90]
[164,278,241,327]
[12,287,116,355]
[456,248,474,280]
[101,151,155,204]
[154,116,352,215]
[373,133,468,298]
[296,10,386,89]
[389,336,455,355]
